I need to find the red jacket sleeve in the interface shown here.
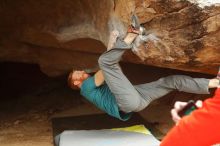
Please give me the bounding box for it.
[160,88,220,146]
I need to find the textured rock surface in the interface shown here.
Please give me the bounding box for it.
[0,0,219,76]
[115,0,220,74]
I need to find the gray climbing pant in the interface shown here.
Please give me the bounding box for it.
[98,39,210,113]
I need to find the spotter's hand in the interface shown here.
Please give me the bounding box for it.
[171,100,203,124]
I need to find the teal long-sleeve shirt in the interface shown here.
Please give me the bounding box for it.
[80,76,132,121]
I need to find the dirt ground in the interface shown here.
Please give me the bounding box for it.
[0,66,101,146]
[0,62,214,146]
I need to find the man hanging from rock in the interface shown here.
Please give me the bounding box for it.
[68,21,220,121]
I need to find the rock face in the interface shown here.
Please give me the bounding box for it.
[0,0,219,76]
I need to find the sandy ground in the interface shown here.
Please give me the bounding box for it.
[0,79,102,146]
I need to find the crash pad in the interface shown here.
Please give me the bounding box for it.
[52,113,160,146]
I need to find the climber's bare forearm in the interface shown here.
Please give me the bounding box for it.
[94,70,105,86]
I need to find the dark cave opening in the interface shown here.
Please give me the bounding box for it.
[0,62,56,100]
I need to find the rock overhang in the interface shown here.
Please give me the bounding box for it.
[0,0,219,76]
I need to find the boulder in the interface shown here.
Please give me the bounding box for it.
[0,0,219,76]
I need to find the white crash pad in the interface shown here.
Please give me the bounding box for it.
[55,125,160,146]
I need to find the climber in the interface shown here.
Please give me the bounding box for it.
[68,24,220,121]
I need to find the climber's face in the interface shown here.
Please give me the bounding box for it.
[68,70,90,89]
